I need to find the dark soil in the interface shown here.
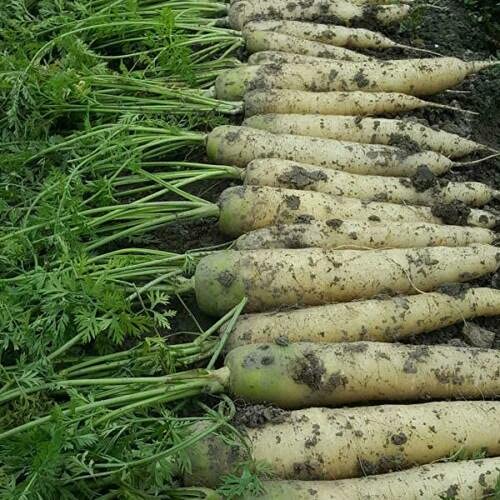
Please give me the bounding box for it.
[431,200,472,226]
[387,0,500,349]
[292,351,326,390]
[410,165,437,191]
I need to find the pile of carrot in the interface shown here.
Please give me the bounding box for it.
[184,0,500,496]
[2,0,498,497]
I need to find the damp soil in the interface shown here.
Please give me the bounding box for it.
[164,0,499,348]
[385,0,500,349]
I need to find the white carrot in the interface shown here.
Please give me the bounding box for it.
[220,341,500,407]
[244,32,371,62]
[206,126,492,177]
[250,459,500,499]
[243,20,439,54]
[185,402,500,485]
[225,287,500,348]
[243,158,499,207]
[243,114,494,158]
[234,219,496,250]
[217,185,497,237]
[244,89,476,117]
[194,245,499,315]
[215,58,498,100]
[228,0,411,30]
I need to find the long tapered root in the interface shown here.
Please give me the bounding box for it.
[243,20,416,51]
[234,219,495,250]
[224,342,500,407]
[194,245,500,315]
[244,157,497,205]
[243,159,498,214]
[243,115,490,158]
[216,58,492,100]
[250,459,500,499]
[243,89,475,117]
[244,32,371,62]
[207,125,455,177]
[218,185,497,236]
[185,402,500,486]
[228,0,411,30]
[225,287,500,349]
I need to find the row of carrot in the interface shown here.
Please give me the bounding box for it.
[1,0,498,496]
[173,0,500,496]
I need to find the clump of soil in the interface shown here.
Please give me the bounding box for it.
[233,404,290,428]
[388,134,422,154]
[436,282,470,298]
[352,69,370,88]
[402,345,431,373]
[359,455,409,475]
[292,351,326,390]
[278,165,328,189]
[411,165,437,192]
[431,200,471,226]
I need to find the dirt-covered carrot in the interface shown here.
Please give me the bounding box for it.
[247,50,446,66]
[244,32,371,62]
[248,51,348,65]
[248,50,371,65]
[234,220,496,250]
[206,126,488,177]
[243,115,494,158]
[218,185,441,234]
[215,58,497,100]
[228,0,411,30]
[185,401,500,485]
[217,186,497,234]
[335,0,413,5]
[225,287,500,349]
[243,20,437,54]
[248,459,500,499]
[244,89,475,117]
[194,245,499,315]
[223,341,500,406]
[243,159,499,207]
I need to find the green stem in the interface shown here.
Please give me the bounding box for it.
[47,331,87,362]
[0,368,228,441]
[85,203,219,251]
[64,397,235,484]
[207,297,247,370]
[93,382,208,425]
[0,386,171,441]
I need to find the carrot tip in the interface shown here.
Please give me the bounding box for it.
[397,44,442,57]
[415,3,448,10]
[471,60,500,72]
[432,103,478,115]
[455,152,500,167]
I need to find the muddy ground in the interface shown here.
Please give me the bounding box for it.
[166,0,500,350]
